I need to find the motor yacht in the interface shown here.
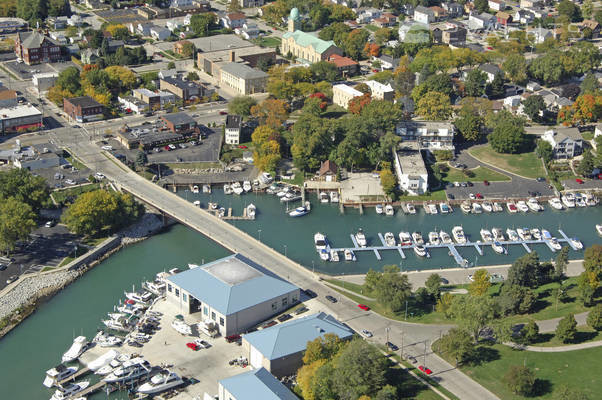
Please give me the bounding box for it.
[414,245,428,257]
[384,232,396,247]
[330,191,339,203]
[137,371,184,394]
[103,317,133,333]
[516,201,529,212]
[50,381,90,400]
[596,224,602,236]
[439,230,453,244]
[191,185,199,194]
[480,229,493,242]
[586,194,599,206]
[319,192,329,203]
[62,336,89,363]
[575,193,587,207]
[171,319,192,335]
[202,184,210,193]
[289,206,309,217]
[406,203,416,214]
[125,290,153,304]
[527,198,542,211]
[103,358,151,383]
[481,201,493,212]
[96,355,130,376]
[506,202,518,213]
[399,232,412,246]
[281,192,301,202]
[492,202,503,212]
[562,194,575,208]
[87,350,119,373]
[452,226,466,244]
[569,237,583,250]
[314,233,331,260]
[460,201,471,213]
[144,280,166,295]
[43,365,79,388]
[330,249,340,262]
[472,202,482,214]
[385,204,394,215]
[117,302,145,316]
[428,231,440,245]
[93,331,122,348]
[428,203,438,214]
[541,229,561,250]
[246,204,256,219]
[344,249,356,261]
[231,182,243,195]
[242,181,252,192]
[506,228,519,241]
[439,202,452,214]
[355,229,367,247]
[530,228,541,240]
[491,241,506,254]
[412,232,425,246]
[492,228,505,241]
[375,204,384,214]
[517,228,532,241]
[266,184,280,195]
[548,197,563,210]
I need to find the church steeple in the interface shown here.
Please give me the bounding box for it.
[288,7,300,32]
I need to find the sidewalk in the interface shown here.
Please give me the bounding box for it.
[518,340,602,352]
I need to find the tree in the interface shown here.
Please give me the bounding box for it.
[56,66,81,94]
[310,61,339,82]
[251,99,289,129]
[0,168,49,213]
[374,385,398,400]
[488,114,527,154]
[464,69,487,97]
[577,149,594,176]
[190,13,215,37]
[578,270,598,306]
[504,365,536,396]
[502,53,528,84]
[535,140,553,164]
[454,102,485,142]
[303,333,344,364]
[529,51,566,86]
[507,252,541,288]
[498,284,537,315]
[425,273,442,299]
[0,197,36,255]
[369,266,413,312]
[251,125,282,172]
[586,304,602,330]
[228,96,257,118]
[557,0,580,22]
[522,95,546,122]
[552,384,591,400]
[581,72,599,94]
[474,0,489,13]
[451,295,499,342]
[186,72,199,81]
[415,91,452,120]
[469,269,491,296]
[297,359,326,400]
[487,72,505,98]
[436,292,454,318]
[437,328,476,366]
[374,28,393,45]
[519,320,540,345]
[555,246,569,279]
[556,313,577,343]
[348,93,372,115]
[582,0,594,19]
[343,29,370,60]
[379,167,397,198]
[135,150,147,168]
[584,244,602,277]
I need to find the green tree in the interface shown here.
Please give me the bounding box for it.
[370,265,412,312]
[580,72,599,94]
[437,328,476,366]
[310,61,339,82]
[587,304,602,330]
[56,66,81,94]
[0,197,36,255]
[519,320,540,345]
[522,95,546,122]
[582,0,594,19]
[498,284,537,315]
[557,0,580,21]
[556,313,578,343]
[583,244,602,275]
[555,246,569,279]
[488,118,527,154]
[529,51,566,86]
[415,91,452,120]
[578,270,598,306]
[502,53,528,84]
[190,13,215,37]
[451,295,499,342]
[186,71,199,81]
[303,333,344,364]
[374,385,398,400]
[0,168,49,213]
[535,139,553,164]
[469,269,491,296]
[228,96,257,118]
[504,365,536,396]
[425,273,442,299]
[454,103,485,142]
[342,29,370,60]
[135,150,147,168]
[507,252,541,288]
[464,69,487,97]
[552,384,590,400]
[487,72,505,98]
[474,0,488,13]
[379,167,397,198]
[167,61,176,69]
[578,149,594,176]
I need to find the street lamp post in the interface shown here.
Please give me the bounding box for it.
[258,229,262,242]
[385,326,390,344]
[283,244,287,257]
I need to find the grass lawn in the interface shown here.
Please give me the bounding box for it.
[57,245,88,267]
[582,132,594,141]
[469,145,546,179]
[397,190,448,202]
[52,183,101,206]
[365,24,379,32]
[82,236,110,247]
[530,326,602,347]
[441,165,510,183]
[437,343,602,399]
[65,154,87,171]
[252,36,281,48]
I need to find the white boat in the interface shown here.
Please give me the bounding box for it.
[375,204,384,214]
[562,194,575,208]
[428,231,440,245]
[319,192,329,203]
[439,202,452,214]
[527,198,542,211]
[202,184,211,193]
[231,182,243,195]
[569,237,583,250]
[224,184,232,195]
[43,365,79,388]
[103,358,151,383]
[103,317,132,333]
[492,228,505,242]
[492,202,503,212]
[355,229,367,247]
[596,224,602,235]
[96,358,124,376]
[428,203,438,214]
[586,194,599,206]
[406,203,416,214]
[242,181,252,192]
[541,229,562,250]
[93,331,123,348]
[314,232,328,251]
[384,232,396,247]
[171,319,192,336]
[193,200,201,207]
[575,193,587,207]
[492,241,506,254]
[125,291,153,304]
[344,249,356,261]
[506,201,518,213]
[289,206,309,217]
[137,371,184,394]
[191,185,199,194]
[330,249,339,261]
[439,230,453,244]
[480,229,493,242]
[460,201,471,213]
[548,197,564,210]
[472,202,482,214]
[330,191,339,203]
[399,231,412,246]
[62,336,89,363]
[218,207,226,218]
[506,228,519,241]
[117,303,145,315]
[412,232,424,246]
[482,201,493,212]
[452,226,466,244]
[517,228,532,240]
[50,381,90,400]
[144,280,166,295]
[88,350,119,373]
[530,228,541,240]
[414,245,428,257]
[385,204,394,215]
[516,201,529,212]
[246,203,256,219]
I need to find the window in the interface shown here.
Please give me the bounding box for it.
[220,317,224,326]
[203,306,208,316]
[175,288,180,297]
[211,312,216,320]
[182,293,187,302]
[282,297,288,307]
[167,284,172,293]
[271,302,277,311]
[292,294,298,303]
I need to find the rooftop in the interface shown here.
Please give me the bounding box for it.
[0,104,42,120]
[188,34,252,53]
[0,89,16,100]
[226,114,242,129]
[396,147,428,176]
[161,76,201,90]
[219,368,298,400]
[166,254,299,315]
[282,30,337,55]
[197,45,275,64]
[333,84,363,97]
[17,31,59,49]
[220,63,268,80]
[365,80,394,92]
[327,54,358,68]
[65,96,103,109]
[133,88,175,98]
[243,312,353,360]
[161,112,196,126]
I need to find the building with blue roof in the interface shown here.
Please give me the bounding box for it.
[242,312,354,377]
[166,254,300,336]
[218,367,298,400]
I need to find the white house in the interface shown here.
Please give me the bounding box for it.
[414,6,435,24]
[365,80,394,101]
[468,13,497,30]
[530,27,554,44]
[488,0,505,11]
[355,8,381,24]
[395,121,455,150]
[221,12,246,29]
[393,145,429,195]
[150,26,171,41]
[32,72,58,93]
[237,22,260,40]
[166,20,184,32]
[541,128,583,159]
[225,114,242,145]
[171,0,193,6]
[515,9,534,24]
[332,84,363,109]
[479,63,502,83]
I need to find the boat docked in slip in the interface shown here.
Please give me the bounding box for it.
[492,228,505,242]
[319,192,329,203]
[224,184,232,195]
[517,228,532,241]
[406,203,416,214]
[138,371,184,394]
[452,226,466,244]
[125,290,153,304]
[242,181,252,192]
[171,319,192,335]
[439,230,453,245]
[530,228,542,240]
[384,232,396,247]
[586,193,599,206]
[460,201,471,213]
[412,232,425,246]
[506,201,518,213]
[481,201,493,212]
[62,336,89,363]
[548,197,563,210]
[414,245,428,257]
[330,191,339,203]
[191,185,199,194]
[43,365,79,388]
[596,224,602,235]
[480,229,493,243]
[193,200,201,207]
[428,231,440,245]
[439,202,452,213]
[375,204,384,214]
[87,349,119,373]
[355,229,367,247]
[541,229,562,250]
[569,237,583,250]
[527,198,543,211]
[492,241,506,254]
[562,194,575,208]
[428,203,438,214]
[289,206,309,217]
[516,201,529,212]
[281,192,301,202]
[492,202,503,212]
[144,280,166,295]
[103,357,151,383]
[246,203,256,219]
[218,207,226,218]
[385,204,394,215]
[231,182,244,195]
[506,228,519,241]
[330,249,339,262]
[399,231,412,246]
[50,380,90,400]
[202,184,210,193]
[208,202,218,210]
[314,232,330,260]
[344,249,356,261]
[472,202,482,214]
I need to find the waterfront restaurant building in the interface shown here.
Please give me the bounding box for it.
[165,254,300,336]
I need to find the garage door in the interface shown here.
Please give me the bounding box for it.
[250,346,263,369]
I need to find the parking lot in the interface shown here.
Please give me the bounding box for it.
[3,59,77,81]
[32,163,94,189]
[445,179,555,200]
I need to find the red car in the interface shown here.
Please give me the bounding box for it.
[164,145,171,151]
[219,111,228,115]
[186,342,200,351]
[418,365,432,375]
[238,145,248,149]
[358,304,370,311]
[475,193,483,199]
[576,178,584,184]
[372,69,379,73]
[225,334,241,343]
[483,180,490,186]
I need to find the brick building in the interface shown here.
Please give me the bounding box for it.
[160,112,200,135]
[63,96,104,123]
[15,31,62,65]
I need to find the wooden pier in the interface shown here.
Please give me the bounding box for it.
[58,367,91,386]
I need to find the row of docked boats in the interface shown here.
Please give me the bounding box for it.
[315,232,356,262]
[552,192,599,209]
[223,180,254,195]
[319,191,339,203]
[191,184,211,194]
[203,201,257,219]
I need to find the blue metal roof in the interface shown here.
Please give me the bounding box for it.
[243,312,354,360]
[219,367,298,400]
[166,254,299,315]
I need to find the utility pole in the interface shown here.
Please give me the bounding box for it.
[405,300,408,320]
[400,330,404,360]
[423,340,428,366]
[385,326,390,344]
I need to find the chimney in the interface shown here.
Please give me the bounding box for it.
[229,50,235,62]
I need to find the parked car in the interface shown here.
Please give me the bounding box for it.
[260,320,277,329]
[164,145,171,151]
[466,181,474,187]
[219,111,228,115]
[101,145,113,151]
[361,329,373,338]
[65,179,76,185]
[277,313,292,322]
[418,365,432,375]
[536,177,546,182]
[469,193,476,200]
[186,342,200,351]
[468,274,474,281]
[45,220,55,228]
[179,143,186,149]
[325,295,337,303]
[386,342,399,351]
[357,304,370,311]
[0,264,7,271]
[304,289,317,298]
[6,275,18,284]
[576,178,584,184]
[475,193,483,199]
[238,145,248,149]
[447,194,455,200]
[294,306,308,315]
[168,144,176,150]
[483,180,490,186]
[194,339,211,349]
[225,334,241,343]
[440,277,449,284]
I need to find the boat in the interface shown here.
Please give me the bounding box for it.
[406,203,416,214]
[289,206,309,217]
[569,237,583,250]
[43,365,79,388]
[218,207,226,218]
[527,198,542,211]
[125,290,153,304]
[428,231,440,245]
[103,317,133,333]
[223,184,232,195]
[493,202,503,212]
[492,228,505,242]
[452,226,466,244]
[548,197,564,210]
[117,302,145,315]
[231,182,243,195]
[281,192,301,202]
[517,228,532,240]
[88,350,119,373]
[242,181,252,192]
[137,371,184,394]
[318,248,330,261]
[399,232,412,246]
[516,201,529,212]
[385,204,394,215]
[319,192,329,203]
[506,201,518,213]
[414,245,428,257]
[62,336,89,363]
[472,202,482,214]
[330,191,339,203]
[276,187,288,197]
[171,319,192,335]
[50,380,90,400]
[143,280,166,295]
[330,249,339,262]
[208,202,218,210]
[103,357,151,383]
[530,228,541,240]
[246,203,256,219]
[355,229,367,247]
[506,228,519,241]
[439,202,451,214]
[266,184,280,195]
[492,241,506,254]
[191,185,199,194]
[314,232,331,260]
[344,249,356,261]
[193,200,201,207]
[596,224,602,235]
[375,204,384,214]
[586,193,599,206]
[428,203,438,214]
[482,201,493,212]
[540,230,562,250]
[460,201,471,213]
[384,232,396,247]
[93,331,123,348]
[439,230,453,244]
[412,232,424,246]
[480,229,493,242]
[575,193,587,207]
[562,194,575,208]
[202,184,210,193]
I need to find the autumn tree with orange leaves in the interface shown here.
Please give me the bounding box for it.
[557,93,602,126]
[348,93,372,114]
[250,99,289,129]
[251,125,282,172]
[363,42,380,58]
